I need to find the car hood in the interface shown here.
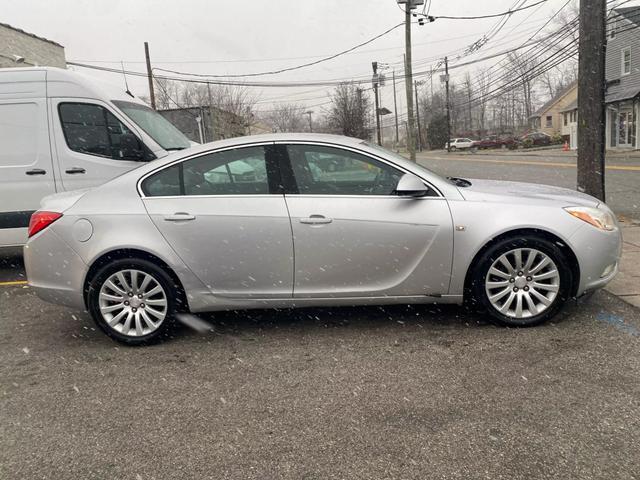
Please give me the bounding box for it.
[458,179,600,208]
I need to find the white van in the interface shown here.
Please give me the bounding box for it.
[0,67,193,247]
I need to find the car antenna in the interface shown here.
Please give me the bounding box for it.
[120,61,135,98]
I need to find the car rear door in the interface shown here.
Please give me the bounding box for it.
[141,144,294,298]
[0,70,56,246]
[279,142,453,298]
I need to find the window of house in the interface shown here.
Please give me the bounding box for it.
[564,113,568,126]
[622,48,631,75]
[545,115,553,128]
[58,103,151,161]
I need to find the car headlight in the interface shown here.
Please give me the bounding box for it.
[564,206,616,231]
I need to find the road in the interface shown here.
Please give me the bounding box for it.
[1,283,639,479]
[417,149,640,222]
[1,149,639,478]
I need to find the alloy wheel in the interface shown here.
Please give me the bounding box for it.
[98,269,168,337]
[484,248,560,319]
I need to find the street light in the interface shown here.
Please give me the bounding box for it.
[305,110,313,132]
[0,53,26,64]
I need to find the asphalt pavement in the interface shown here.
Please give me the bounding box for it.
[1,148,640,478]
[1,284,639,479]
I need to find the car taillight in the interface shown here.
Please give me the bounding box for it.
[28,211,62,238]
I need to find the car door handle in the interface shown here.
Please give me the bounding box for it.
[164,212,196,222]
[300,214,333,225]
[65,167,86,174]
[25,169,46,176]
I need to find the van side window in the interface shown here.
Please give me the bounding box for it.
[58,103,152,161]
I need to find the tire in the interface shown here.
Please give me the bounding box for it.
[469,236,572,327]
[87,258,180,345]
[450,146,457,152]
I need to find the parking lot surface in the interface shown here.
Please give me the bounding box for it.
[1,281,639,479]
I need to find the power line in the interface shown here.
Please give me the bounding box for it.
[423,0,548,20]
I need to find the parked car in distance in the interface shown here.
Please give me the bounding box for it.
[0,67,193,248]
[520,131,552,147]
[448,138,475,151]
[472,135,518,150]
[24,133,622,345]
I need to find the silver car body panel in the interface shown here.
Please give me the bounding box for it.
[24,133,622,314]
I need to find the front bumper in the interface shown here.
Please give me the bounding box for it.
[569,222,623,297]
[24,229,87,311]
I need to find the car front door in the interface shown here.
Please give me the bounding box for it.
[50,99,149,191]
[280,143,453,298]
[142,144,294,298]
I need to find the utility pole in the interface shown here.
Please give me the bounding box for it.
[393,70,399,148]
[372,62,382,145]
[404,12,416,161]
[577,0,606,201]
[305,110,314,132]
[444,56,452,152]
[144,42,156,110]
[415,80,422,152]
[207,82,215,142]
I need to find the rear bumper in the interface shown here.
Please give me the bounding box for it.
[569,223,623,297]
[24,229,87,310]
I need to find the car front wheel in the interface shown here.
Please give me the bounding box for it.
[87,259,179,345]
[470,237,572,327]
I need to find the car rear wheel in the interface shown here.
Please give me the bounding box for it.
[87,259,178,345]
[450,146,457,152]
[470,237,572,327]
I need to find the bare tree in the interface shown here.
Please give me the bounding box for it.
[506,52,537,120]
[327,84,371,139]
[266,103,306,132]
[475,69,491,133]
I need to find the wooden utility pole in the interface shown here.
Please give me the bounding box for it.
[393,70,399,147]
[144,42,156,110]
[415,80,422,151]
[405,11,416,161]
[577,0,606,201]
[372,62,382,145]
[444,56,452,152]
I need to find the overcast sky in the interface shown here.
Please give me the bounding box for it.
[4,0,634,126]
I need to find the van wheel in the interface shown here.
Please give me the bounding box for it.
[470,237,572,327]
[87,259,178,345]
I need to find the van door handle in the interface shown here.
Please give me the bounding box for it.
[65,167,86,174]
[164,212,196,222]
[300,214,333,225]
[26,169,46,175]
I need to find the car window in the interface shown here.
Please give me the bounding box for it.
[141,146,270,197]
[58,102,150,161]
[286,144,402,196]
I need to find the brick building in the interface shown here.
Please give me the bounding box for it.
[0,23,65,68]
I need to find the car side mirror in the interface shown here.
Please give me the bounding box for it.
[394,173,430,197]
[119,133,145,161]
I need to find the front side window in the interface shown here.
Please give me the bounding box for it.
[59,103,152,161]
[623,48,631,75]
[142,146,270,197]
[546,115,553,127]
[286,144,403,196]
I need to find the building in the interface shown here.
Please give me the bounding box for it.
[603,6,640,149]
[560,100,578,150]
[529,80,577,137]
[0,23,65,68]
[158,106,247,143]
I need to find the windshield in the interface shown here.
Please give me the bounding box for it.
[360,141,453,182]
[112,100,191,151]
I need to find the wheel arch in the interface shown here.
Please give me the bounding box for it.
[83,248,189,311]
[463,228,581,300]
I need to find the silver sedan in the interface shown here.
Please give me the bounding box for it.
[24,134,622,344]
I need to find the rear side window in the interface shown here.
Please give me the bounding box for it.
[58,103,153,161]
[141,146,272,197]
